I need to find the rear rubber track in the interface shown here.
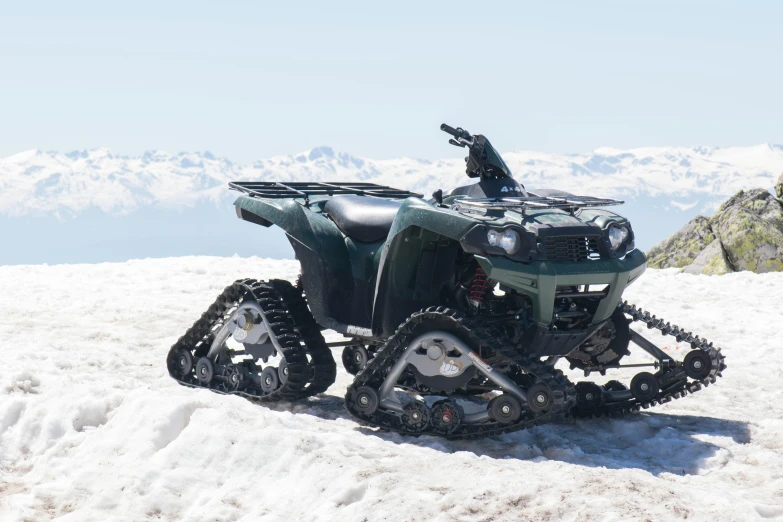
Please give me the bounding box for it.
[166,278,336,401]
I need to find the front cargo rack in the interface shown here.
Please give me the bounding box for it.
[229,181,423,204]
[453,194,624,213]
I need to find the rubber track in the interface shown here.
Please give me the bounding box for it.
[570,300,727,418]
[344,307,577,440]
[275,281,337,395]
[166,279,336,401]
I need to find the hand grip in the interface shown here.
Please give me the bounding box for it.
[440,123,459,137]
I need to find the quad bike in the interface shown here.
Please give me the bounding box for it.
[167,124,726,439]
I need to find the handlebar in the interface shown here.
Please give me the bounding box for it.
[440,123,471,141]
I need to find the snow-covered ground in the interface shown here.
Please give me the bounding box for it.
[1,257,782,521]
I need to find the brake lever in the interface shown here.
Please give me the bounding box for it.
[448,138,467,148]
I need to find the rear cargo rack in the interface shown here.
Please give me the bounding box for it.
[229,181,423,204]
[453,194,623,213]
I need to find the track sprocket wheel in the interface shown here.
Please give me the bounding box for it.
[217,364,243,392]
[431,400,463,435]
[401,401,431,433]
[566,308,630,370]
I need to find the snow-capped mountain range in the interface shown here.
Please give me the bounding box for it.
[4,144,783,217]
[3,145,783,264]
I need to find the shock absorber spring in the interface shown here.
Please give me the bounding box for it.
[469,266,489,308]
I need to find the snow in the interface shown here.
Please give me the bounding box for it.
[4,144,783,265]
[2,144,783,218]
[669,200,699,211]
[1,257,782,521]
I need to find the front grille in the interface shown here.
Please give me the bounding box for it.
[544,236,602,262]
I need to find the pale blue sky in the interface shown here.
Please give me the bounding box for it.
[1,1,781,162]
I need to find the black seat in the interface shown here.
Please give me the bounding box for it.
[324,195,401,242]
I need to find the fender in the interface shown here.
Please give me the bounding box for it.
[371,198,478,336]
[233,195,350,271]
[234,195,355,328]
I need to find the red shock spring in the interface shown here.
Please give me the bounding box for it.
[469,266,489,305]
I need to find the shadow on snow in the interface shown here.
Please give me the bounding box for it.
[269,393,749,476]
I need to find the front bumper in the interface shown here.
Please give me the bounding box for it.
[475,248,647,325]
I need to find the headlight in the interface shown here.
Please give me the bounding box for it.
[487,229,520,254]
[487,229,499,246]
[608,225,629,251]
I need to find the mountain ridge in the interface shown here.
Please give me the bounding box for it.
[3,144,783,218]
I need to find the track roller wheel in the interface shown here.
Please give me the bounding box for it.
[489,394,522,424]
[278,358,289,384]
[352,386,380,416]
[683,350,712,380]
[401,401,430,433]
[175,349,193,377]
[195,357,214,384]
[260,367,280,393]
[526,383,554,413]
[630,372,659,402]
[342,345,369,375]
[431,400,463,435]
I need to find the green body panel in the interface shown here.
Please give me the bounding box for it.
[345,236,384,284]
[233,195,353,274]
[235,191,646,332]
[576,208,631,228]
[387,197,480,239]
[374,198,480,307]
[475,249,647,324]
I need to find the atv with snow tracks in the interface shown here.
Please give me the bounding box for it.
[167,124,726,439]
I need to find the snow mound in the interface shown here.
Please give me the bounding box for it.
[1,257,781,521]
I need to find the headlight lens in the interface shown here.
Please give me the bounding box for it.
[487,229,499,246]
[608,225,629,251]
[500,229,520,254]
[487,229,520,254]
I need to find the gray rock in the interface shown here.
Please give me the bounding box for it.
[717,188,783,230]
[646,184,783,274]
[681,240,732,275]
[646,215,715,269]
[712,205,783,273]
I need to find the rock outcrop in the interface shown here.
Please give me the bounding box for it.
[647,181,783,274]
[647,216,716,270]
